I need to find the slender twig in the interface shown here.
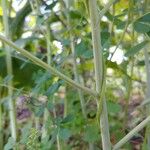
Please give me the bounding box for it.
[109,19,129,61]
[89,1,111,150]
[42,22,51,139]
[109,0,132,62]
[1,0,17,141]
[98,0,118,20]
[65,0,87,119]
[113,116,150,150]
[0,34,98,97]
[0,92,3,150]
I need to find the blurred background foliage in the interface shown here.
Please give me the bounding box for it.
[0,0,150,149]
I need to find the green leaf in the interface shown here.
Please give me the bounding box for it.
[107,101,121,114]
[4,137,16,150]
[35,105,45,117]
[2,75,13,84]
[15,36,38,48]
[61,114,74,124]
[82,50,93,59]
[83,125,100,143]
[45,82,60,96]
[0,48,6,57]
[134,22,150,33]
[125,41,148,57]
[20,123,32,144]
[75,41,92,59]
[61,39,70,46]
[47,101,54,111]
[69,10,82,19]
[32,70,51,94]
[33,70,51,85]
[101,31,110,49]
[75,42,86,56]
[133,13,150,33]
[59,128,71,140]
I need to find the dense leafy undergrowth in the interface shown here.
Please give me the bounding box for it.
[0,0,150,150]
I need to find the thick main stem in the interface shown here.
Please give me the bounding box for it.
[89,1,111,150]
[0,99,3,150]
[144,44,150,149]
[1,0,17,140]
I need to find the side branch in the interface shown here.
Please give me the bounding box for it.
[113,116,150,150]
[99,0,118,19]
[0,34,98,97]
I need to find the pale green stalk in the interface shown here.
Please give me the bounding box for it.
[109,1,131,61]
[89,1,111,150]
[113,116,150,150]
[52,97,61,150]
[35,117,39,129]
[70,33,87,119]
[143,0,150,148]
[42,22,61,150]
[1,0,17,140]
[99,0,118,19]
[34,41,40,130]
[64,95,67,117]
[42,23,51,139]
[144,44,150,150]
[56,134,61,150]
[0,98,3,150]
[0,34,98,97]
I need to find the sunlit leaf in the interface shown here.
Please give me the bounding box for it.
[125,41,148,57]
[107,101,121,114]
[59,128,72,140]
[4,137,15,150]
[83,125,100,143]
[61,114,74,124]
[133,13,150,33]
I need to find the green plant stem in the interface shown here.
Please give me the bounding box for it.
[144,44,150,150]
[113,116,150,150]
[109,5,131,61]
[52,97,61,150]
[0,99,3,150]
[1,0,17,141]
[99,0,118,19]
[35,117,39,129]
[123,60,134,131]
[42,22,51,139]
[143,0,150,148]
[89,1,111,150]
[66,0,86,119]
[46,23,51,65]
[0,34,98,98]
[70,36,87,119]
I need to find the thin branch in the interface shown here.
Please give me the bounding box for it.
[99,0,118,20]
[2,0,17,141]
[66,0,87,119]
[113,116,150,150]
[0,34,98,97]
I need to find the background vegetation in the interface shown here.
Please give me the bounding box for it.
[0,0,150,149]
